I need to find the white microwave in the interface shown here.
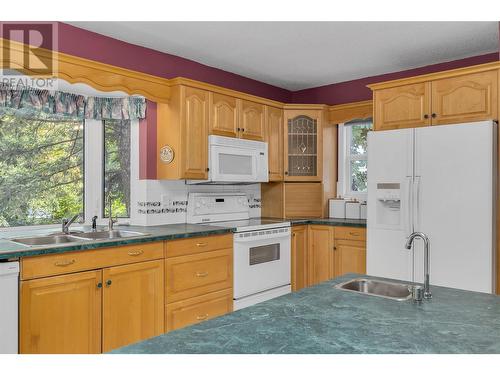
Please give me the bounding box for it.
[187,135,269,184]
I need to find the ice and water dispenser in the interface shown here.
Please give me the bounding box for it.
[375,183,401,228]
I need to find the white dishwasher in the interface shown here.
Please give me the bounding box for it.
[0,261,19,354]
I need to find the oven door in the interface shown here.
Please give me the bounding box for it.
[210,145,259,182]
[233,228,291,299]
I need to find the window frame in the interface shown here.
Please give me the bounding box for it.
[337,120,372,202]
[85,119,133,226]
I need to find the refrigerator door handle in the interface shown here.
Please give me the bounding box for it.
[413,176,421,232]
[405,176,413,238]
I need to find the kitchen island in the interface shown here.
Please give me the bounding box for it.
[113,274,500,354]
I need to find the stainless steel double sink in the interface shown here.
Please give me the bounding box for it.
[10,230,148,247]
[335,277,413,301]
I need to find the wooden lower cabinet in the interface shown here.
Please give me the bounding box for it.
[20,270,102,354]
[20,246,165,354]
[304,226,367,288]
[334,239,367,277]
[102,260,164,352]
[308,225,335,285]
[165,248,232,303]
[166,289,233,332]
[291,226,308,291]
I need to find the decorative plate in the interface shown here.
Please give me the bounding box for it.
[159,145,174,164]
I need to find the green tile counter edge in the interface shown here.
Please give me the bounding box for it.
[0,218,366,260]
[112,273,500,354]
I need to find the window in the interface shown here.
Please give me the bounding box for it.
[338,118,372,200]
[0,111,84,227]
[103,119,131,218]
[0,112,133,228]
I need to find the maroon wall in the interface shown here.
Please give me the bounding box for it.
[292,52,500,106]
[56,23,292,103]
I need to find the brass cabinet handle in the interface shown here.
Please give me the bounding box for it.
[127,249,144,256]
[54,259,75,267]
[349,232,359,236]
[196,314,209,321]
[196,271,208,278]
[196,242,208,247]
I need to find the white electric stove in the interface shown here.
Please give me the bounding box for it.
[187,193,291,310]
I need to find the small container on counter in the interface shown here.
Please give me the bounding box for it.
[345,201,361,219]
[329,199,346,219]
[360,202,367,219]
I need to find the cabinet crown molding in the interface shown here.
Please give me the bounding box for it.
[367,61,500,91]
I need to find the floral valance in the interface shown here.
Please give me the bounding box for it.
[0,85,146,120]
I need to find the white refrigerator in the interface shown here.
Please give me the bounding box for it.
[367,120,496,293]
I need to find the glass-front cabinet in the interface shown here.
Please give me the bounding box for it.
[284,108,323,181]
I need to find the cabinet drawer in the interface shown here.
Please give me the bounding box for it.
[165,248,232,303]
[166,234,232,258]
[334,227,366,241]
[166,289,233,332]
[21,241,164,280]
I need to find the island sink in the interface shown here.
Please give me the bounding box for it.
[334,277,412,301]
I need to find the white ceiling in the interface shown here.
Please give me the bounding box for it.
[69,22,499,91]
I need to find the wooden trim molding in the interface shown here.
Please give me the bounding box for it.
[1,38,171,103]
[169,77,285,108]
[367,61,500,91]
[328,100,373,124]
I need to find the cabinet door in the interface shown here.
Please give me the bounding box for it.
[291,225,308,291]
[431,70,498,125]
[373,82,431,131]
[182,86,209,179]
[20,270,102,354]
[284,110,323,181]
[266,106,284,181]
[308,226,334,285]
[102,260,164,352]
[209,92,239,137]
[239,100,265,140]
[334,239,366,277]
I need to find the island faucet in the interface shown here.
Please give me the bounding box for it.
[62,213,82,234]
[405,232,432,300]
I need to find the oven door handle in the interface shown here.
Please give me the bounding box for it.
[233,231,291,243]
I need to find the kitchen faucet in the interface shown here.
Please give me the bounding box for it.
[107,198,117,231]
[405,232,432,300]
[61,213,82,234]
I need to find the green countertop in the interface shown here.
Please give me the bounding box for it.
[0,218,365,260]
[112,274,500,354]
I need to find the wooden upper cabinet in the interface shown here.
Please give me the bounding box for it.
[240,100,265,141]
[291,225,308,291]
[102,260,164,352]
[266,106,284,181]
[20,270,102,354]
[373,82,431,131]
[209,92,239,137]
[284,109,323,181]
[182,87,209,179]
[371,66,500,131]
[157,85,209,180]
[431,70,498,125]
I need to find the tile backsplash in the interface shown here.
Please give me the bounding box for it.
[130,180,261,226]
